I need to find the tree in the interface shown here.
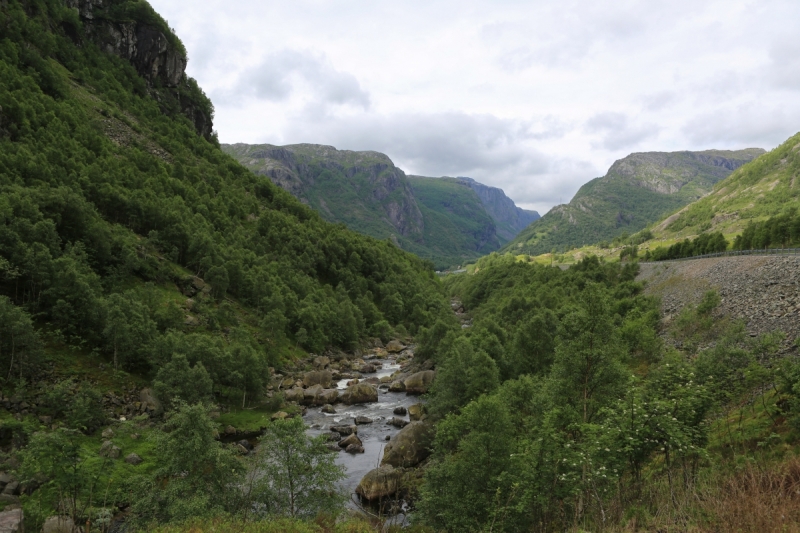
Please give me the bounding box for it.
[102,293,157,371]
[0,296,42,380]
[248,417,345,519]
[129,403,244,527]
[428,336,500,418]
[153,353,214,410]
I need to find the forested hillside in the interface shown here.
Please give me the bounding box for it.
[504,149,764,255]
[0,0,451,529]
[410,253,800,532]
[224,143,536,268]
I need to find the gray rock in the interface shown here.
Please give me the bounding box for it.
[238,439,253,451]
[341,382,378,405]
[42,515,77,533]
[386,340,406,353]
[303,370,333,389]
[345,443,365,454]
[359,364,377,374]
[388,417,409,428]
[0,508,22,533]
[1,482,17,496]
[356,465,404,501]
[393,406,407,415]
[102,428,114,439]
[388,380,406,392]
[355,416,373,425]
[125,453,143,466]
[321,404,336,414]
[408,403,425,421]
[139,388,161,414]
[0,473,11,489]
[404,370,435,394]
[313,356,330,369]
[330,425,357,436]
[338,433,363,449]
[382,421,435,468]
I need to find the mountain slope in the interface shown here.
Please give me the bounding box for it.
[647,133,800,240]
[503,149,765,255]
[224,144,536,268]
[451,177,540,241]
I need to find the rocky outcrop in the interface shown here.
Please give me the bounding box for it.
[381,421,434,468]
[0,508,23,533]
[64,0,212,138]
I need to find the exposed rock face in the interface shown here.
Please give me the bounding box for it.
[455,177,540,241]
[64,0,212,138]
[0,508,23,533]
[303,370,332,388]
[381,421,434,468]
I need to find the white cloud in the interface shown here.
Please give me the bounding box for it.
[148,0,800,215]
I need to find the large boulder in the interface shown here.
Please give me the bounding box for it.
[303,370,332,388]
[386,340,406,353]
[139,388,162,414]
[284,388,304,403]
[338,433,362,448]
[42,516,78,533]
[408,403,425,421]
[356,465,404,501]
[0,508,23,533]
[302,384,324,405]
[381,421,434,468]
[341,382,378,405]
[313,356,330,369]
[301,385,338,406]
[404,370,435,394]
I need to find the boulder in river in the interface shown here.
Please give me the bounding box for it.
[355,416,373,425]
[341,382,378,405]
[388,380,406,392]
[303,370,332,388]
[386,340,406,353]
[360,364,377,374]
[404,370,435,394]
[388,417,409,428]
[338,433,363,448]
[331,425,357,436]
[356,465,404,501]
[321,404,336,414]
[381,421,435,468]
[393,406,407,415]
[408,403,425,421]
[346,443,365,454]
[313,356,330,369]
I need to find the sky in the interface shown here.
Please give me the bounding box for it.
[149,0,800,214]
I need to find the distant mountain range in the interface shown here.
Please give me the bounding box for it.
[223,143,538,268]
[502,148,765,255]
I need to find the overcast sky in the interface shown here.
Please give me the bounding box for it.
[150,0,800,214]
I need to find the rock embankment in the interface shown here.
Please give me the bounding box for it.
[638,256,800,346]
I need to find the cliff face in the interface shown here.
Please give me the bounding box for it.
[64,0,213,139]
[455,177,540,241]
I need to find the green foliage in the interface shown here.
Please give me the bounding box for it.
[153,353,213,410]
[246,417,346,520]
[0,295,42,380]
[39,379,106,432]
[128,403,244,527]
[646,231,728,261]
[733,207,800,250]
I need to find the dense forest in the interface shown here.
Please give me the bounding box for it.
[733,209,800,250]
[642,232,729,261]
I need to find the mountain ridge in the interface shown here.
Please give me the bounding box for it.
[224,143,536,268]
[503,148,765,255]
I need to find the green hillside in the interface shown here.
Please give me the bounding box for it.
[0,1,451,528]
[503,149,764,255]
[223,143,512,268]
[648,132,800,241]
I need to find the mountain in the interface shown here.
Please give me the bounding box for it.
[224,143,536,268]
[502,148,765,255]
[645,132,800,240]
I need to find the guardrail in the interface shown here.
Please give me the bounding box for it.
[641,247,800,264]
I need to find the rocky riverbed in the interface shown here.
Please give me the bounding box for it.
[270,340,436,510]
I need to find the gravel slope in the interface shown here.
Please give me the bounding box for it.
[637,256,800,347]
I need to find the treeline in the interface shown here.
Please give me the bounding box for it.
[0,0,449,395]
[643,231,728,261]
[734,209,800,250]
[412,255,795,532]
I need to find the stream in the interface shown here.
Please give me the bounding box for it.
[303,353,422,504]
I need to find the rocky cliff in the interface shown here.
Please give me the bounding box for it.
[455,177,539,241]
[63,0,213,139]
